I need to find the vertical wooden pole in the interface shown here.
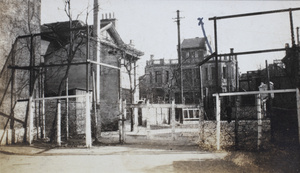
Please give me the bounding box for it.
[214,18,219,93]
[119,98,122,143]
[42,93,45,139]
[146,100,150,139]
[122,100,126,142]
[93,0,100,103]
[92,71,99,141]
[28,96,33,145]
[216,94,221,150]
[257,94,262,150]
[296,88,300,145]
[133,107,138,132]
[85,94,92,147]
[57,100,61,146]
[171,99,176,140]
[66,78,69,140]
[199,102,205,143]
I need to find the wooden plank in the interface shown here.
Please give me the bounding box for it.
[126,103,199,109]
[33,94,88,101]
[213,89,296,97]
[0,112,24,124]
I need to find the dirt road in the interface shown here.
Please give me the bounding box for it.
[0,143,299,173]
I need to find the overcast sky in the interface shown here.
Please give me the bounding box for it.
[42,0,300,75]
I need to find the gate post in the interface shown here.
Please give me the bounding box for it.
[119,98,122,143]
[296,88,300,145]
[216,94,221,150]
[122,100,126,142]
[133,107,138,132]
[57,100,61,146]
[199,102,205,143]
[171,99,176,140]
[85,93,92,148]
[28,96,34,145]
[257,94,262,150]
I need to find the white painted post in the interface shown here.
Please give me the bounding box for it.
[122,100,126,142]
[85,93,92,147]
[28,96,33,145]
[171,99,176,140]
[146,100,150,139]
[57,100,61,146]
[42,96,45,138]
[257,94,262,150]
[133,107,138,132]
[296,88,300,145]
[216,94,221,150]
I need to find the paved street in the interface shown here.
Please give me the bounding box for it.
[2,143,298,173]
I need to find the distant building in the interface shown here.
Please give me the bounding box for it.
[140,37,238,106]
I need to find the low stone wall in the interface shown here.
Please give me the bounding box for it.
[0,127,40,145]
[201,120,271,150]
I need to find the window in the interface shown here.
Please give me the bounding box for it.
[223,66,227,79]
[155,71,162,84]
[195,51,198,58]
[194,68,200,85]
[211,66,215,80]
[205,68,208,80]
[183,69,192,87]
[165,71,169,83]
[149,72,152,84]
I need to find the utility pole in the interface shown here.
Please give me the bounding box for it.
[174,10,184,104]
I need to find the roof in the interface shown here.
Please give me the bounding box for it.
[41,20,144,57]
[181,37,206,49]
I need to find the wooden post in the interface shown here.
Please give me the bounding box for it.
[66,78,69,140]
[216,94,221,150]
[133,107,138,132]
[199,102,205,143]
[171,99,176,140]
[119,98,122,143]
[57,100,61,146]
[146,100,150,139]
[257,94,262,150]
[85,93,92,147]
[42,91,45,139]
[296,88,300,145]
[122,100,126,142]
[28,96,34,145]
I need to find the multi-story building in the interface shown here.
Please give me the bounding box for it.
[42,16,143,134]
[140,37,238,106]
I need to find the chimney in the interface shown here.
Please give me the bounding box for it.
[101,12,117,28]
[129,40,134,47]
[150,54,154,60]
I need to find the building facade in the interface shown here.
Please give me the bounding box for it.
[140,37,238,106]
[42,16,143,134]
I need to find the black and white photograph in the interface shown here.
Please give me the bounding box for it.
[0,0,300,172]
